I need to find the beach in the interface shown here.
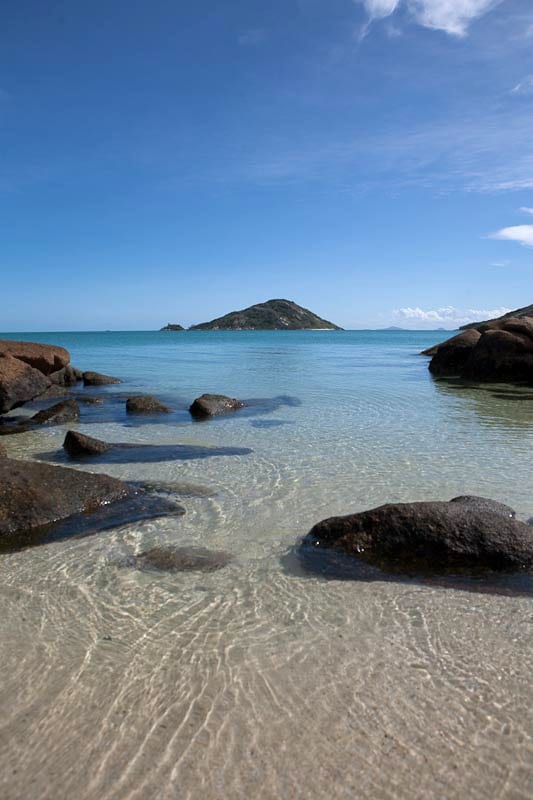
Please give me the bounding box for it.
[0,329,532,799]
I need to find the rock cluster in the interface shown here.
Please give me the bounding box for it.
[425,316,533,384]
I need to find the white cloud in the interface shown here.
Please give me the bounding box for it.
[511,75,533,95]
[490,225,533,247]
[394,305,512,327]
[520,206,533,215]
[490,260,510,267]
[357,0,505,36]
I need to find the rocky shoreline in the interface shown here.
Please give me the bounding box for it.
[1,336,532,580]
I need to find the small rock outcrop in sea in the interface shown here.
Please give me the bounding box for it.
[82,371,122,386]
[302,496,533,573]
[0,457,132,539]
[0,354,51,413]
[128,545,233,573]
[0,339,70,375]
[49,365,83,386]
[63,430,113,456]
[424,316,533,384]
[160,323,185,331]
[189,393,245,418]
[189,299,342,331]
[31,399,81,426]
[126,395,170,414]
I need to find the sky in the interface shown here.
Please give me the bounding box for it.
[1,0,533,331]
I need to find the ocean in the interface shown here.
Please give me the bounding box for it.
[1,329,532,799]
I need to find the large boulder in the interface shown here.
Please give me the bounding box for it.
[126,395,170,414]
[0,354,51,413]
[303,496,533,573]
[461,318,533,383]
[427,330,481,377]
[189,393,245,418]
[0,340,70,375]
[0,458,132,539]
[427,317,533,384]
[83,371,122,386]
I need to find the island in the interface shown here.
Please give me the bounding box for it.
[160,323,185,331]
[188,299,343,331]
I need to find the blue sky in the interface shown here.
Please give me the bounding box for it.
[1,0,532,330]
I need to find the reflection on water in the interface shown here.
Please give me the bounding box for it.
[432,376,533,429]
[0,330,532,800]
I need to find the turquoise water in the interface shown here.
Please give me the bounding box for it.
[1,330,532,800]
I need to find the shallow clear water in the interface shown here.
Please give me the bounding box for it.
[0,330,532,800]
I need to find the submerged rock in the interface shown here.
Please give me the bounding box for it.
[83,371,122,386]
[189,393,245,418]
[130,480,217,498]
[0,340,70,375]
[0,354,51,413]
[302,496,533,574]
[0,457,132,539]
[63,430,113,456]
[129,545,232,573]
[126,395,170,414]
[31,399,80,426]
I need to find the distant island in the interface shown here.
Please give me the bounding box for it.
[160,323,184,331]
[460,304,533,331]
[162,299,342,331]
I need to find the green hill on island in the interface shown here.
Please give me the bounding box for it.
[460,304,533,331]
[187,299,343,331]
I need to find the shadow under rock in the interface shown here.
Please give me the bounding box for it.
[192,395,302,423]
[0,494,185,555]
[281,543,533,598]
[38,442,253,465]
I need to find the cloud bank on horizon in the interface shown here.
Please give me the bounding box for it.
[357,0,505,36]
[394,305,512,327]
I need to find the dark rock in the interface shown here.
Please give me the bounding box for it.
[0,457,132,539]
[303,496,533,573]
[428,316,533,385]
[461,318,533,383]
[126,395,170,414]
[50,365,83,386]
[428,330,481,377]
[0,340,70,375]
[160,323,185,331]
[129,545,232,573]
[0,355,51,413]
[0,444,7,458]
[83,371,122,386]
[189,393,245,418]
[30,399,80,426]
[449,495,516,519]
[63,430,113,456]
